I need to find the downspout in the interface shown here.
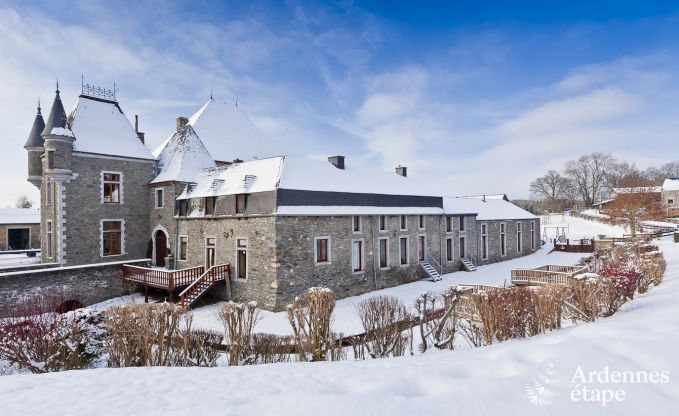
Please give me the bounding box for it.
[173,184,179,270]
[439,214,444,275]
[372,215,378,290]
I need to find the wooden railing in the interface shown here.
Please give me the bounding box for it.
[122,264,205,291]
[179,264,231,308]
[510,266,587,286]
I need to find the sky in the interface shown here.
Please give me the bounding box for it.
[2,0,679,207]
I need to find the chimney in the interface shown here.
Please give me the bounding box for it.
[395,165,407,177]
[134,115,145,144]
[232,158,243,164]
[328,155,345,170]
[482,194,486,202]
[176,116,189,130]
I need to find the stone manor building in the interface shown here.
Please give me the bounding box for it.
[24,83,540,310]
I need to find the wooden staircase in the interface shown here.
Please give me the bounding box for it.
[179,264,231,309]
[461,257,477,272]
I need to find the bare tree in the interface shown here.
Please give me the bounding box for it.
[529,170,573,210]
[356,295,411,358]
[287,287,336,362]
[564,152,615,207]
[603,181,664,237]
[15,195,33,209]
[645,161,679,184]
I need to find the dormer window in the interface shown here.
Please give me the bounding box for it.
[235,194,247,214]
[102,172,121,204]
[205,196,216,215]
[178,200,188,216]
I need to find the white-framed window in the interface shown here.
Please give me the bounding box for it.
[236,238,248,279]
[101,219,124,257]
[352,215,362,233]
[418,215,425,230]
[178,235,188,261]
[481,223,488,260]
[417,235,426,261]
[459,236,466,258]
[399,236,409,266]
[101,171,123,204]
[235,194,247,214]
[400,215,407,231]
[517,222,523,253]
[155,188,164,209]
[445,216,452,233]
[45,178,52,206]
[351,239,364,272]
[46,220,53,259]
[378,237,389,269]
[205,196,216,216]
[314,236,331,264]
[459,216,465,232]
[500,223,507,256]
[379,215,387,232]
[530,221,536,250]
[445,237,454,262]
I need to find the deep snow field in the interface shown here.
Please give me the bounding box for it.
[1,215,677,415]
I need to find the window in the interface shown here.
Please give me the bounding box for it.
[46,220,53,259]
[45,178,52,206]
[530,221,536,250]
[178,236,188,261]
[102,172,121,204]
[155,189,164,208]
[7,228,30,250]
[178,200,188,216]
[418,215,425,230]
[417,235,426,261]
[517,222,523,253]
[352,216,362,233]
[102,221,122,256]
[459,236,466,258]
[669,199,674,205]
[400,215,407,230]
[459,216,465,232]
[379,238,389,268]
[235,194,247,214]
[446,216,452,233]
[399,237,409,265]
[236,238,247,278]
[500,223,506,256]
[379,215,387,231]
[352,239,363,272]
[446,238,453,262]
[46,150,54,170]
[205,237,216,268]
[205,197,216,215]
[315,237,331,264]
[481,223,488,260]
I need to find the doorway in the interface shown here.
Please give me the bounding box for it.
[154,230,167,267]
[7,228,30,250]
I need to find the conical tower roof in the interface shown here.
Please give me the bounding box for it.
[151,124,216,183]
[41,84,72,137]
[23,102,46,149]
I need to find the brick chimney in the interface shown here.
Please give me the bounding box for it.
[395,165,407,177]
[176,116,189,130]
[328,155,345,170]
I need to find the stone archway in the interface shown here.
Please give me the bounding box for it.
[154,229,168,267]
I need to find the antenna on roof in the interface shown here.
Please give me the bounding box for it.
[210,85,213,100]
[81,73,84,91]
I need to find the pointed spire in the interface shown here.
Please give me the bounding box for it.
[24,99,46,149]
[41,81,71,137]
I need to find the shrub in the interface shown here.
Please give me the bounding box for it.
[252,333,294,364]
[217,302,261,366]
[287,287,336,361]
[415,287,465,351]
[356,295,412,358]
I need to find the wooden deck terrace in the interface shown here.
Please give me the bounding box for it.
[511,265,589,286]
[122,264,205,297]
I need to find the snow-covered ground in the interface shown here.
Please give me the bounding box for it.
[1,233,677,414]
[0,253,40,269]
[542,213,626,240]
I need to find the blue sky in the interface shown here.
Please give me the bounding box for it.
[2,0,679,206]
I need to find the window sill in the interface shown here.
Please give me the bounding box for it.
[399,263,410,268]
[315,261,332,266]
[379,266,390,271]
[352,270,364,275]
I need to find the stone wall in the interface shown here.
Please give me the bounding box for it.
[662,190,679,216]
[475,218,541,267]
[0,260,148,317]
[62,154,156,265]
[0,223,40,251]
[149,183,184,266]
[441,215,480,274]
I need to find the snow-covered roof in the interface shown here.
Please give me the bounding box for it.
[612,186,661,194]
[444,197,537,220]
[69,96,155,160]
[152,125,216,184]
[459,194,509,202]
[23,105,45,149]
[0,208,40,225]
[662,178,679,191]
[153,98,277,163]
[178,156,284,199]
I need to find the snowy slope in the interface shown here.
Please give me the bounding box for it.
[69,96,154,160]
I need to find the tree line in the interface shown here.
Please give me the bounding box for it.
[529,152,679,211]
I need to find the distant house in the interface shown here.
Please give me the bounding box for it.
[0,208,40,252]
[661,179,679,217]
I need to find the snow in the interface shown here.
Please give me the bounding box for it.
[0,208,39,225]
[541,214,626,240]
[50,127,74,137]
[444,197,537,220]
[151,125,216,184]
[0,253,41,269]
[2,236,677,414]
[69,96,154,160]
[153,98,277,163]
[0,258,148,277]
[661,178,679,191]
